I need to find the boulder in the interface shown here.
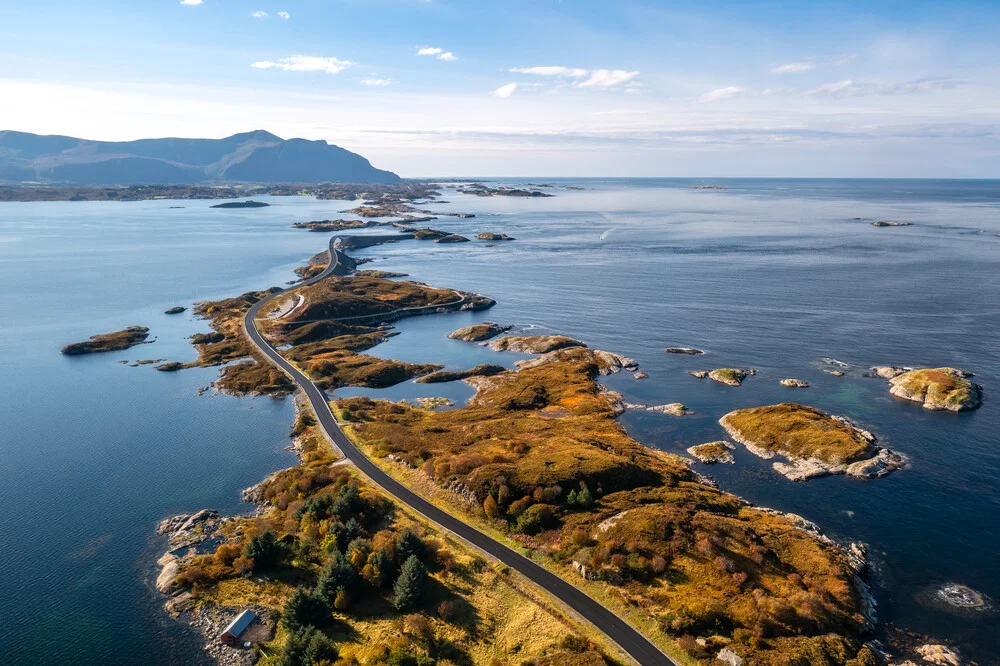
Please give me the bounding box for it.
[916,645,960,666]
[780,378,809,388]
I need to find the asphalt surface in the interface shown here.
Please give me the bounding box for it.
[242,236,676,666]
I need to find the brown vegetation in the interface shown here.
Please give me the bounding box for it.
[339,349,870,664]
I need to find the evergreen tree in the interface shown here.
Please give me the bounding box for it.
[395,528,425,564]
[280,626,338,666]
[283,587,332,630]
[566,489,579,507]
[244,530,285,570]
[392,555,427,611]
[331,484,360,518]
[316,550,358,601]
[577,487,594,507]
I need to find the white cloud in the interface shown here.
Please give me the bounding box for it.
[251,10,268,18]
[577,69,640,88]
[251,56,354,74]
[492,83,517,98]
[417,47,456,61]
[362,77,393,87]
[510,66,639,90]
[511,66,588,78]
[805,79,855,96]
[180,0,202,5]
[771,61,815,74]
[277,11,290,19]
[699,86,747,102]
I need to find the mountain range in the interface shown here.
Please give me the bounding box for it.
[0,130,400,185]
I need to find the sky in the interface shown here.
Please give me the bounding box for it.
[1,0,999,177]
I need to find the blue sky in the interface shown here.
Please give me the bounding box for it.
[2,0,999,176]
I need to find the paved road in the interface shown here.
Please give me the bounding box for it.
[242,236,676,666]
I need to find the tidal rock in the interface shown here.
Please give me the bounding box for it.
[156,554,180,593]
[689,370,709,379]
[871,365,907,379]
[665,347,704,355]
[164,306,186,315]
[592,350,639,375]
[773,458,840,482]
[825,369,845,377]
[781,378,809,388]
[633,371,649,379]
[872,220,913,227]
[845,449,905,479]
[647,403,690,416]
[434,234,470,243]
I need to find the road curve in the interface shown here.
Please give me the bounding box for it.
[242,236,676,666]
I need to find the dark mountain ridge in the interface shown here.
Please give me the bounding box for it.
[0,130,400,184]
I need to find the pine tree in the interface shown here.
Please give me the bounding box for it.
[244,530,285,570]
[283,587,331,630]
[392,555,427,611]
[280,626,338,666]
[566,489,578,507]
[395,528,425,564]
[577,487,594,507]
[316,550,358,601]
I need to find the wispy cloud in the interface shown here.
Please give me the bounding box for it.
[805,77,963,97]
[578,69,640,88]
[362,77,393,87]
[277,10,289,19]
[511,66,588,78]
[251,10,268,18]
[492,83,517,98]
[417,47,457,61]
[510,66,639,90]
[251,56,354,74]
[179,0,202,5]
[699,86,746,102]
[771,61,815,74]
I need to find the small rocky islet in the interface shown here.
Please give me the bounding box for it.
[720,402,904,482]
[475,232,515,241]
[687,441,735,464]
[447,322,511,342]
[61,326,151,354]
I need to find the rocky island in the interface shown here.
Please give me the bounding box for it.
[707,367,748,386]
[687,441,735,464]
[210,200,269,209]
[61,326,150,354]
[886,367,982,411]
[447,322,510,342]
[720,403,904,481]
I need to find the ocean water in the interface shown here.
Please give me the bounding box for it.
[1,180,998,664]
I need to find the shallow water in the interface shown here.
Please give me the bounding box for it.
[1,181,998,663]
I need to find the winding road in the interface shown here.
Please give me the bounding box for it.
[242,236,676,666]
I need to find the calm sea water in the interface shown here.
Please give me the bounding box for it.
[1,180,998,664]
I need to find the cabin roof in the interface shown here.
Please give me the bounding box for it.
[221,609,257,638]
